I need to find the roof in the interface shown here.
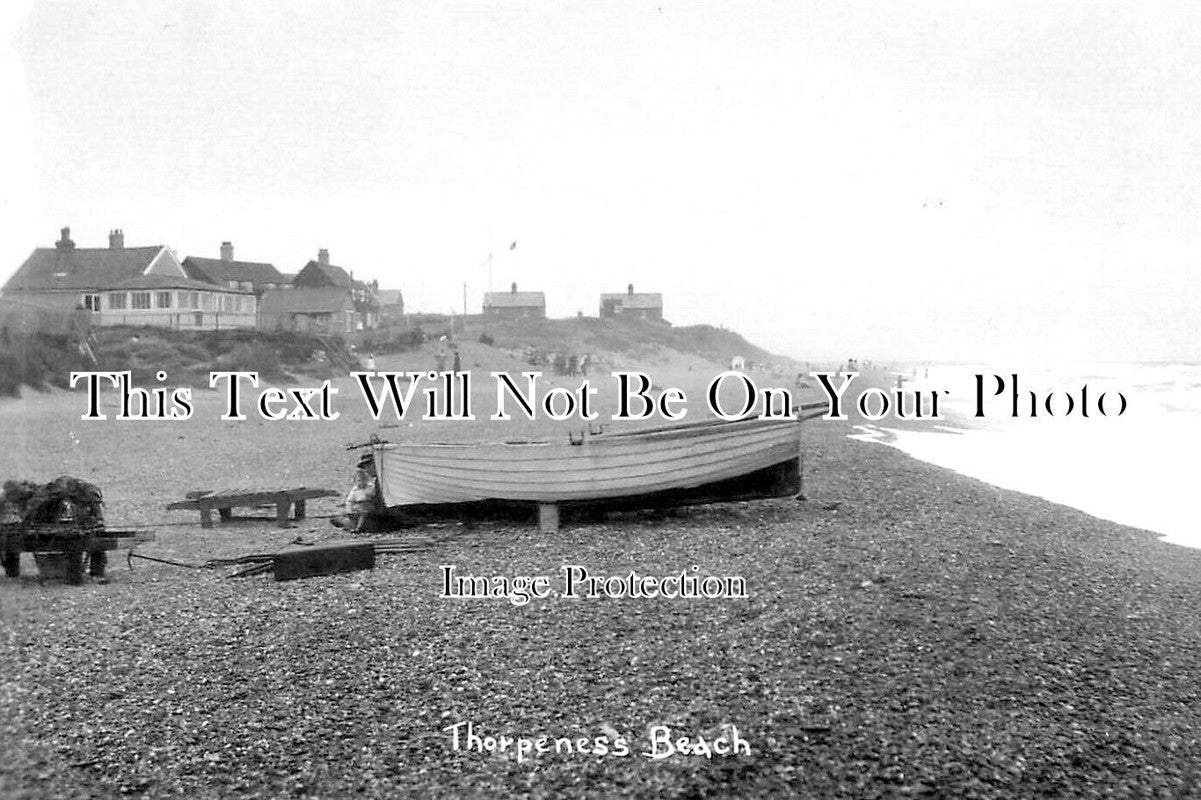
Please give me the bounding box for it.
[259,287,354,314]
[295,261,353,288]
[484,291,546,308]
[601,292,663,310]
[377,289,403,306]
[4,246,165,291]
[182,256,285,286]
[118,274,251,292]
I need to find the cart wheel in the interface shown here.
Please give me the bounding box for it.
[65,552,85,584]
[88,550,108,578]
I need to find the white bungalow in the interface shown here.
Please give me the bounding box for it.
[1,228,255,330]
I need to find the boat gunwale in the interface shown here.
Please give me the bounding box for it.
[371,414,799,451]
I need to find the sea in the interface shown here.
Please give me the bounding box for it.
[845,362,1201,550]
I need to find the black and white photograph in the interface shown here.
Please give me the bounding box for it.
[1,2,1199,797]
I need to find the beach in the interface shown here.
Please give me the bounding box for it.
[2,358,1200,798]
[6,0,1201,795]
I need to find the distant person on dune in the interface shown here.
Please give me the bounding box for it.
[435,336,450,371]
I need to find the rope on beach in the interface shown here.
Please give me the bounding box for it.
[107,511,346,531]
[127,552,205,570]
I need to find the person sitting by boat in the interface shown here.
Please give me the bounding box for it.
[332,468,377,533]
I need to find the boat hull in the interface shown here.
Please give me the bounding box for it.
[371,416,801,512]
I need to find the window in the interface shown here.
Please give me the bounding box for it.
[156,292,171,308]
[131,292,151,310]
[82,294,100,311]
[190,292,199,308]
[107,293,127,310]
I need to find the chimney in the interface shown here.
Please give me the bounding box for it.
[511,282,517,294]
[56,226,75,250]
[108,229,124,249]
[220,241,233,262]
[318,248,330,266]
[628,283,634,295]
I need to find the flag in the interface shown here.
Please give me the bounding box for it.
[509,241,517,250]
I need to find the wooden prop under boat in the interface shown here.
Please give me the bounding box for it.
[368,415,802,521]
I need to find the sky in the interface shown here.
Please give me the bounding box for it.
[1,0,1199,363]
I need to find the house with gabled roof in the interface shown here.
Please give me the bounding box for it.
[1,228,255,330]
[483,282,546,320]
[600,284,664,322]
[294,249,352,289]
[292,248,380,330]
[182,241,286,295]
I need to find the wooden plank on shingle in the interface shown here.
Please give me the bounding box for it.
[272,541,375,582]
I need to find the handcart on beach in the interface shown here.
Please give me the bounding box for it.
[1,475,154,584]
[0,524,154,583]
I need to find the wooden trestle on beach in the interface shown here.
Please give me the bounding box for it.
[167,487,339,528]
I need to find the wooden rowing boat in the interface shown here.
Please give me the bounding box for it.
[369,415,801,519]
